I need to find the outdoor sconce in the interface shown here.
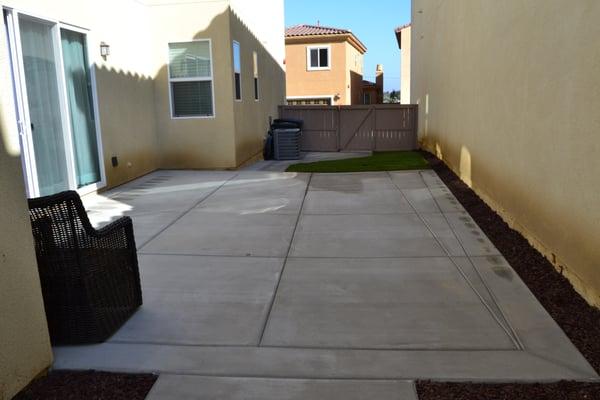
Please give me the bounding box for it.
[100,42,110,58]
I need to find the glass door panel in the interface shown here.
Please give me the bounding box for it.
[18,16,70,196]
[60,28,101,187]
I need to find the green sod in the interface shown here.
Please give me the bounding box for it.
[285,151,430,173]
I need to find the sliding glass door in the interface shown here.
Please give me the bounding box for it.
[4,9,104,197]
[19,16,71,196]
[60,28,101,188]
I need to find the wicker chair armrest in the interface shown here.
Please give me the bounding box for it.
[93,216,132,236]
[88,216,137,250]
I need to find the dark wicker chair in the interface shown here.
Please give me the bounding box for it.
[28,190,142,345]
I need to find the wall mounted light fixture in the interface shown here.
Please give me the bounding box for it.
[100,42,110,58]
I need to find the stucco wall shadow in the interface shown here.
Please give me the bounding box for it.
[94,65,160,189]
[228,7,286,165]
[0,114,52,400]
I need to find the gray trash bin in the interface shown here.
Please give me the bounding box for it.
[273,127,301,160]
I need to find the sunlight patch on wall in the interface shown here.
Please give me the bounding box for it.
[459,145,472,187]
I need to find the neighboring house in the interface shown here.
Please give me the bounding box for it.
[0,0,285,200]
[285,24,367,105]
[361,64,384,104]
[0,0,284,398]
[395,23,410,104]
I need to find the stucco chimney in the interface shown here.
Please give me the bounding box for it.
[376,64,384,103]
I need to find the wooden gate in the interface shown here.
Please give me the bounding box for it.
[278,104,418,152]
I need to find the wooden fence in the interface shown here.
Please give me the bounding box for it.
[278,104,418,152]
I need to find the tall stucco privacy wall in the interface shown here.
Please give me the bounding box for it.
[0,15,53,399]
[411,0,600,306]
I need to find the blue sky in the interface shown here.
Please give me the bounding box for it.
[284,0,411,91]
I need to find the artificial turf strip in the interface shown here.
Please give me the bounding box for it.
[13,370,157,400]
[285,151,430,173]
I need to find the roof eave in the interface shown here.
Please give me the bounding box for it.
[285,33,367,54]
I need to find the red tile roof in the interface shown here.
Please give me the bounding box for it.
[285,24,351,37]
[395,23,411,33]
[395,23,410,48]
[285,24,367,53]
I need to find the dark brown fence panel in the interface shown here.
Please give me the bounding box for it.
[340,106,374,151]
[278,104,418,152]
[373,105,418,151]
[277,106,338,151]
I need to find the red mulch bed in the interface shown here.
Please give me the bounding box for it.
[13,370,157,400]
[417,381,600,400]
[419,151,600,399]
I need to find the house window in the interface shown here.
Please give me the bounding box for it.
[168,40,214,118]
[287,97,332,106]
[363,92,371,104]
[253,51,259,101]
[307,45,330,70]
[233,40,241,101]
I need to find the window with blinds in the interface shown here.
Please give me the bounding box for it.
[168,40,214,118]
[253,51,259,101]
[233,41,241,101]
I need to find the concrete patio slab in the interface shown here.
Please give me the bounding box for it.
[106,171,235,215]
[302,189,413,215]
[419,170,446,188]
[140,211,297,257]
[309,172,397,192]
[420,213,466,256]
[468,255,594,374]
[400,188,441,213]
[428,186,464,213]
[196,173,309,215]
[388,171,428,189]
[262,257,515,350]
[290,214,446,258]
[146,375,416,400]
[53,344,597,381]
[127,211,182,249]
[444,212,500,256]
[110,255,283,345]
[56,168,598,384]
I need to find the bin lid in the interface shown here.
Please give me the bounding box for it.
[273,128,301,133]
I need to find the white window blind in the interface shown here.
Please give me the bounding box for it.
[233,41,241,100]
[168,40,214,117]
[253,51,259,101]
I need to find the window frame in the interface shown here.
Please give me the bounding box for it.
[306,45,331,71]
[167,38,215,120]
[253,50,259,101]
[233,40,242,101]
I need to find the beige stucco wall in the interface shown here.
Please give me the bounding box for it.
[285,38,349,105]
[0,15,52,399]
[346,42,364,105]
[0,0,161,189]
[412,0,600,306]
[2,0,286,187]
[400,25,411,104]
[229,6,286,166]
[148,2,237,169]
